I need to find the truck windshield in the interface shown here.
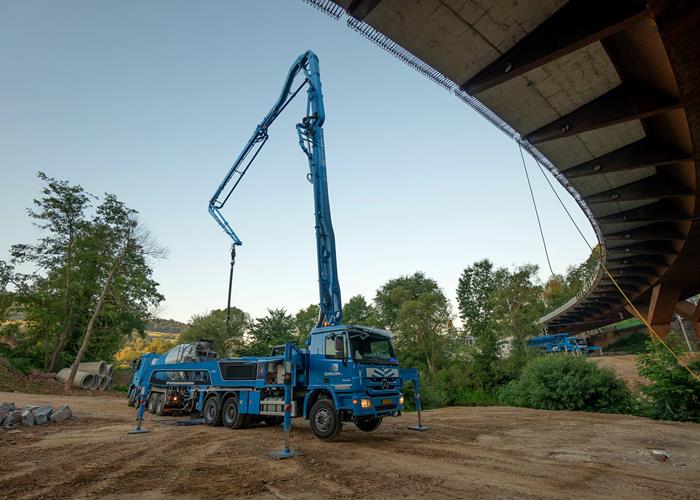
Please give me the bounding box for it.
[348,331,397,365]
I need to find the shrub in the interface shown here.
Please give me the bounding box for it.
[499,354,631,413]
[605,331,649,354]
[637,341,700,422]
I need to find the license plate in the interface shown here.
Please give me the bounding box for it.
[382,399,393,405]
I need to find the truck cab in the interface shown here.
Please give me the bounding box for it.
[305,325,404,439]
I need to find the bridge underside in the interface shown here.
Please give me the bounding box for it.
[315,0,700,337]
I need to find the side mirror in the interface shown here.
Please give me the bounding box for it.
[334,336,345,359]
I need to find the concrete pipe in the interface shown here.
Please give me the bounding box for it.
[98,376,109,391]
[78,361,107,376]
[89,374,100,390]
[106,364,114,377]
[56,369,96,390]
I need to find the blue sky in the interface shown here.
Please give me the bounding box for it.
[0,0,595,323]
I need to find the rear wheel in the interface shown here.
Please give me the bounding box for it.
[309,398,342,441]
[147,393,158,413]
[155,394,166,416]
[222,397,247,429]
[355,417,382,432]
[203,396,222,426]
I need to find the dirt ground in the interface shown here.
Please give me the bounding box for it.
[590,354,649,387]
[1,391,699,499]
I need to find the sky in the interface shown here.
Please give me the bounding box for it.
[0,0,596,323]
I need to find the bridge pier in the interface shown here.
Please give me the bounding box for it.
[625,283,683,340]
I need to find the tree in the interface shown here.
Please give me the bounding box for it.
[488,264,544,356]
[180,307,250,356]
[0,262,14,324]
[64,194,164,391]
[242,308,297,356]
[343,295,379,326]
[637,341,700,422]
[9,172,92,370]
[456,259,507,339]
[375,273,453,376]
[375,272,443,330]
[294,304,319,344]
[394,289,452,376]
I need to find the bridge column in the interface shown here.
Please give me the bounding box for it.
[645,284,682,339]
[675,300,700,342]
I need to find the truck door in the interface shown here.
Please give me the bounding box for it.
[309,332,352,390]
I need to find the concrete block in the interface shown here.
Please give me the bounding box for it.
[0,402,15,424]
[50,405,72,423]
[21,408,36,427]
[32,405,53,425]
[4,409,22,428]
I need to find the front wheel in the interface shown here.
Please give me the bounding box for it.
[309,398,342,441]
[355,417,382,432]
[203,396,222,426]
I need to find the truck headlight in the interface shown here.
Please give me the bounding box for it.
[360,399,372,409]
[399,394,404,405]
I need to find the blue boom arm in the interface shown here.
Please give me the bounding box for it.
[208,50,342,326]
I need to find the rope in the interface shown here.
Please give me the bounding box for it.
[529,151,700,383]
[519,144,555,276]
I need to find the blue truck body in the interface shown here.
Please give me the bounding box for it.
[527,333,599,354]
[129,326,421,440]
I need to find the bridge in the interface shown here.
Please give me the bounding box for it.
[305,0,700,340]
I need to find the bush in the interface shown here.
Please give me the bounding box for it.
[606,331,649,354]
[637,341,700,422]
[499,354,631,413]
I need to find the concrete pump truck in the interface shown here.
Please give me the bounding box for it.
[129,51,426,441]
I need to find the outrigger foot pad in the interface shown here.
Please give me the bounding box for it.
[128,428,151,434]
[268,448,298,460]
[408,424,429,432]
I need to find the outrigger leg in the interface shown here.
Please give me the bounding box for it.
[128,386,151,435]
[401,368,429,432]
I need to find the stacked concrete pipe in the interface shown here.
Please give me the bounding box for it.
[54,361,114,391]
[55,368,97,390]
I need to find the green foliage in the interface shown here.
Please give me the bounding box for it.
[294,304,319,343]
[180,307,250,356]
[637,341,700,422]
[239,308,297,356]
[606,331,649,354]
[375,272,453,376]
[458,260,542,390]
[343,295,379,326]
[542,246,600,309]
[500,355,632,413]
[375,272,443,330]
[3,173,164,375]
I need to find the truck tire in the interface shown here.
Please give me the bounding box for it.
[355,417,382,432]
[203,395,222,426]
[147,393,158,414]
[222,397,247,429]
[155,394,166,416]
[309,398,342,440]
